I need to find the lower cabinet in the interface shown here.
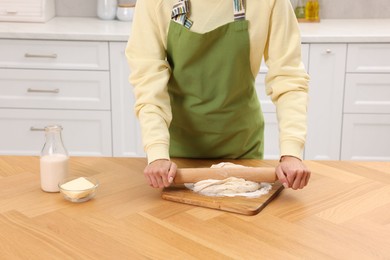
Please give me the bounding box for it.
[304,44,347,160]
[341,43,390,161]
[109,42,145,157]
[341,114,390,161]
[0,39,112,157]
[262,113,279,160]
[256,44,309,159]
[255,73,279,159]
[0,109,112,156]
[2,39,389,161]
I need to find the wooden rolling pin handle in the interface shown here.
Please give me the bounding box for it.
[173,167,277,184]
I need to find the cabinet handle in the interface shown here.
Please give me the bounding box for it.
[27,88,60,94]
[25,53,58,59]
[325,49,332,54]
[6,11,18,15]
[30,127,45,132]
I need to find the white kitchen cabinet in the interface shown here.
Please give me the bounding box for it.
[0,39,112,156]
[110,42,310,159]
[262,113,279,160]
[347,44,390,73]
[0,0,55,22]
[344,74,390,114]
[255,73,278,159]
[2,35,390,161]
[0,69,110,110]
[304,44,347,160]
[341,114,390,161]
[0,39,109,70]
[341,43,390,161]
[109,42,144,157]
[0,109,112,156]
[256,44,309,159]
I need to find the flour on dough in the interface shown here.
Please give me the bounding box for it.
[210,162,246,169]
[185,162,272,198]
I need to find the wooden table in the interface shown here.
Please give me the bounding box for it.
[0,156,389,259]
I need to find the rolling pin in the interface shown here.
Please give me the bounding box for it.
[173,167,277,184]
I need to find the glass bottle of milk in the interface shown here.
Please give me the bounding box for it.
[40,125,69,192]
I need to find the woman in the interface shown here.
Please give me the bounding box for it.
[126,0,311,190]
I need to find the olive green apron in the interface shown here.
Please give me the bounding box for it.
[167,0,264,159]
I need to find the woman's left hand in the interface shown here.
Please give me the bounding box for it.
[275,156,311,190]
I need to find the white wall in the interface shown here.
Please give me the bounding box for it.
[55,0,136,17]
[320,0,390,19]
[55,0,390,19]
[55,0,96,17]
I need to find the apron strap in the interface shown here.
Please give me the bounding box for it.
[171,0,193,29]
[233,0,246,20]
[171,0,246,28]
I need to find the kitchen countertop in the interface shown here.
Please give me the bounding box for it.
[0,156,389,258]
[0,17,390,42]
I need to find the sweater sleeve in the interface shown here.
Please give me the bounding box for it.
[125,0,172,164]
[263,0,310,159]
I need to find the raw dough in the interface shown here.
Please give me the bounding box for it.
[185,162,272,198]
[210,162,246,169]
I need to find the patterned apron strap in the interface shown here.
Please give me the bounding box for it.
[233,0,246,20]
[171,0,193,29]
[171,0,246,29]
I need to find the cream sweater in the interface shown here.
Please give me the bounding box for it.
[126,0,310,163]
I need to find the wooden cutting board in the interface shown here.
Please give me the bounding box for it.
[162,181,284,215]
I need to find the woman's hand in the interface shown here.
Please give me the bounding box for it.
[275,156,311,190]
[144,159,177,188]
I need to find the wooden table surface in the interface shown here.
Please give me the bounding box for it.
[0,156,389,259]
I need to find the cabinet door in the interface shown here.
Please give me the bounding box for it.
[304,44,347,160]
[109,42,145,157]
[0,109,112,156]
[256,44,309,158]
[341,114,390,161]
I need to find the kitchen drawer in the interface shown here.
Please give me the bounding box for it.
[0,39,109,70]
[344,74,390,114]
[347,44,390,73]
[0,69,110,110]
[0,109,112,156]
[0,0,55,22]
[341,114,390,161]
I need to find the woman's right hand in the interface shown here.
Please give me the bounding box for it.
[144,159,177,188]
